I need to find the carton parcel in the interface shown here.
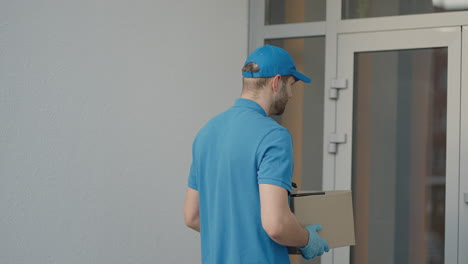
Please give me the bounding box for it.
[288,190,356,254]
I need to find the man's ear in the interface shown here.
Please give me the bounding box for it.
[271,75,282,92]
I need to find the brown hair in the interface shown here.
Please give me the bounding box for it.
[241,63,270,91]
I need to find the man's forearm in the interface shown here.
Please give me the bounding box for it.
[267,211,308,247]
[187,218,200,232]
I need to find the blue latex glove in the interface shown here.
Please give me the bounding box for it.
[299,224,330,260]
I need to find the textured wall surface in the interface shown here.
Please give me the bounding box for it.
[0,1,247,263]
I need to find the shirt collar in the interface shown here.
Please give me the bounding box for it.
[233,98,267,116]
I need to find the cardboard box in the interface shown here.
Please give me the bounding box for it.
[288,190,355,254]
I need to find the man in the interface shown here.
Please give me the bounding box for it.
[184,45,329,263]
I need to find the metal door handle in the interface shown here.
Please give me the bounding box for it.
[465,193,468,203]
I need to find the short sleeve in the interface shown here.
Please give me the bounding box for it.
[188,137,199,190]
[188,162,198,190]
[256,128,294,192]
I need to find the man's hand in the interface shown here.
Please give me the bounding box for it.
[300,224,330,260]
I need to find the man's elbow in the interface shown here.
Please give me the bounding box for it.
[184,215,200,231]
[262,219,285,242]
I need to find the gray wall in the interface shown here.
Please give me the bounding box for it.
[0,1,247,263]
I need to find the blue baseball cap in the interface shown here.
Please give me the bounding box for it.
[242,44,311,83]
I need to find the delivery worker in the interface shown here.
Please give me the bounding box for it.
[184,44,329,263]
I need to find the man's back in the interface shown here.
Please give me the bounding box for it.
[188,98,293,264]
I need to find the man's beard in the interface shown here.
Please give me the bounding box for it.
[271,83,289,116]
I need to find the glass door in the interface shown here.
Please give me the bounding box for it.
[334,27,462,264]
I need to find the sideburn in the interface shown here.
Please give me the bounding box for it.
[271,81,289,116]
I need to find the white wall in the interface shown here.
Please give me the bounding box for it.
[0,1,247,263]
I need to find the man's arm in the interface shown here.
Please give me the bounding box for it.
[184,187,200,232]
[259,183,308,247]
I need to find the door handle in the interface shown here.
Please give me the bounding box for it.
[465,193,468,203]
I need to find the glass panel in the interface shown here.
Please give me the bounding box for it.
[343,0,468,19]
[265,37,325,264]
[351,48,447,264]
[265,0,326,25]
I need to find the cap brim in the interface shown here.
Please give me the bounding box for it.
[292,71,311,83]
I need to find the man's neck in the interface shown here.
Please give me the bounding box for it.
[240,94,271,116]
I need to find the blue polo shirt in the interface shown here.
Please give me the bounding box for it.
[188,98,294,264]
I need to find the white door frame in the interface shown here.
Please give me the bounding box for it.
[335,27,462,264]
[459,25,468,264]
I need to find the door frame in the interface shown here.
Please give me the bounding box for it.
[459,25,468,264]
[335,27,462,264]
